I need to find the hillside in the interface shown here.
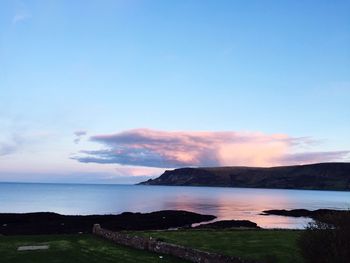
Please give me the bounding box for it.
[139,162,350,190]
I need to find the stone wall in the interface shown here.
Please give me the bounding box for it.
[92,224,259,263]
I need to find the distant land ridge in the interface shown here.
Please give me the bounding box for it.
[139,162,350,191]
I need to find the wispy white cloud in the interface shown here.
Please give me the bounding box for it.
[12,2,31,25]
[74,130,87,144]
[0,134,23,156]
[12,13,30,24]
[73,128,349,168]
[279,151,350,165]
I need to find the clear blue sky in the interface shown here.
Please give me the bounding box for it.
[1,0,349,183]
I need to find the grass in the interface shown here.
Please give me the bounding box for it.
[0,234,187,263]
[0,230,305,263]
[131,229,304,263]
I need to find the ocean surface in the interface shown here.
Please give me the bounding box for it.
[1,182,349,229]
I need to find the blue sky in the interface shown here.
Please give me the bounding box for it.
[1,0,349,183]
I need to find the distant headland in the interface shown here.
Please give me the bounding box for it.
[139,162,350,191]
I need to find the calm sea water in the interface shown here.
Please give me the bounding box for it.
[0,182,349,229]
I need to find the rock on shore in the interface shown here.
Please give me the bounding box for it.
[0,210,215,235]
[195,219,260,229]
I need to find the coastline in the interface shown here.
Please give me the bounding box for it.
[1,208,348,235]
[0,210,215,235]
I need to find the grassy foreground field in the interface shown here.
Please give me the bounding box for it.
[0,230,304,263]
[133,229,304,263]
[0,234,186,263]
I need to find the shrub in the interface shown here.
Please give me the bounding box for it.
[298,212,350,263]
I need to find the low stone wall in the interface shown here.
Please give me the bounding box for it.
[92,224,259,263]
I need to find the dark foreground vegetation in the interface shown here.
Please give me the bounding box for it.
[0,210,215,235]
[298,212,350,263]
[140,162,350,190]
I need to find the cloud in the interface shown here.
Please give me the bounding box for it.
[0,143,17,156]
[12,1,31,25]
[114,166,164,177]
[75,131,87,136]
[74,130,87,144]
[0,134,23,156]
[72,128,349,168]
[0,171,155,184]
[12,12,31,24]
[280,151,350,165]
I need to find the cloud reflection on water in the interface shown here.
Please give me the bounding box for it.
[159,188,332,228]
[0,183,348,229]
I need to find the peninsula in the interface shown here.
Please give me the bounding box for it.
[139,162,350,191]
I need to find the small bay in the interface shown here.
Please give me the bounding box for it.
[1,182,349,229]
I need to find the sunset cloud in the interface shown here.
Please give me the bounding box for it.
[73,129,349,168]
[280,151,350,165]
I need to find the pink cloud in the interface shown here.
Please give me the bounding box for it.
[73,128,350,168]
[115,166,164,177]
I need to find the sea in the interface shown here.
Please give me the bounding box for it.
[1,182,349,229]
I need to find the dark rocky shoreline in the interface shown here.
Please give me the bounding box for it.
[261,209,348,218]
[195,219,260,229]
[4,208,345,236]
[0,210,215,235]
[261,209,349,224]
[0,210,263,235]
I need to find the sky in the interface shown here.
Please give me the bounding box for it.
[0,0,350,183]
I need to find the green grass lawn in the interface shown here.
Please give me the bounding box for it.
[0,234,187,263]
[131,229,304,263]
